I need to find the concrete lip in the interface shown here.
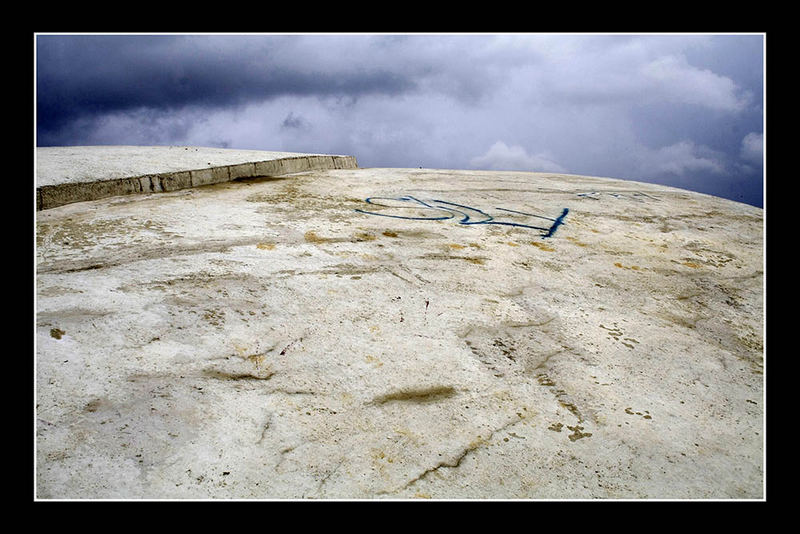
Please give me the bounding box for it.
[35,148,764,499]
[36,146,358,211]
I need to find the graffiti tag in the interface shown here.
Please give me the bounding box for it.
[577,191,660,202]
[355,196,569,238]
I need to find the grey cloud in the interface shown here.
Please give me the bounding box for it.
[36,34,417,142]
[740,132,763,164]
[281,112,309,130]
[35,33,764,207]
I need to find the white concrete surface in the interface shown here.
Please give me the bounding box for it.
[35,149,764,500]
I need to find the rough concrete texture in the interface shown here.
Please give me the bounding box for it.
[36,146,357,211]
[35,149,764,500]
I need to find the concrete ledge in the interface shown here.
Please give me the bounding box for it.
[36,148,358,211]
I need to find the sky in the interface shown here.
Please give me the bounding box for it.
[35,33,765,207]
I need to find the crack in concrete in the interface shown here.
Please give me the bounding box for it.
[37,237,265,275]
[384,414,526,495]
[315,458,346,497]
[202,369,275,381]
[257,413,273,445]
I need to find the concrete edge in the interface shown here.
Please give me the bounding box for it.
[36,154,358,211]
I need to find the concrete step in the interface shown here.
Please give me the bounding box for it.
[36,146,358,210]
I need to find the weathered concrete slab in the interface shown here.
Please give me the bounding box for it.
[36,146,358,211]
[35,156,764,500]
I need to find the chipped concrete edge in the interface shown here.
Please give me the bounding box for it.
[36,154,358,211]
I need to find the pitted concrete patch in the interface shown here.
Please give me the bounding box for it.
[35,162,764,500]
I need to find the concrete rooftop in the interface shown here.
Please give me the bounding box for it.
[35,146,765,500]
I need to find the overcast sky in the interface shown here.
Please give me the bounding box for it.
[35,33,765,207]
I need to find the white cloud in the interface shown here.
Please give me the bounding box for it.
[470,141,567,173]
[637,140,726,177]
[640,55,748,111]
[523,37,749,113]
[740,132,763,164]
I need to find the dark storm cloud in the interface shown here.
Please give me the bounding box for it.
[35,34,764,207]
[36,34,416,140]
[281,112,309,130]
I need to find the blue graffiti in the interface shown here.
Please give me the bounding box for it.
[354,196,568,238]
[577,191,660,202]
